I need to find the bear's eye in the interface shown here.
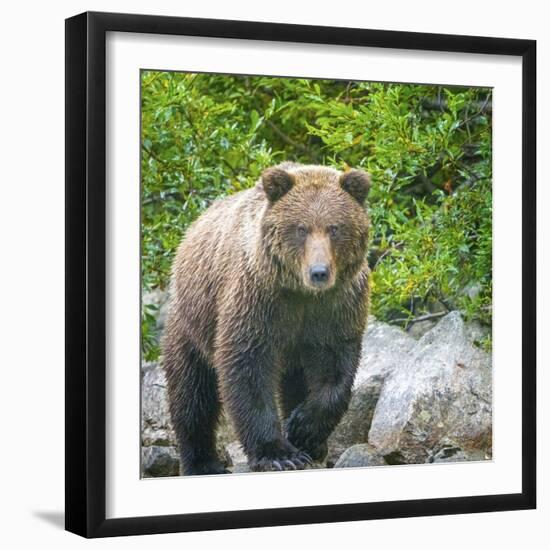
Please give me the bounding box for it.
[328,225,339,237]
[297,224,308,238]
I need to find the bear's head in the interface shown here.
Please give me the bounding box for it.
[260,164,370,293]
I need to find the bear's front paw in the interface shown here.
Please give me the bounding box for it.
[309,440,328,462]
[286,406,314,447]
[249,453,312,472]
[184,459,231,476]
[286,407,327,461]
[249,439,312,472]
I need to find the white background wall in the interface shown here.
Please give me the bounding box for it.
[0,1,546,548]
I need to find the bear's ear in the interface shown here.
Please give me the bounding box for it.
[340,169,371,204]
[261,168,295,203]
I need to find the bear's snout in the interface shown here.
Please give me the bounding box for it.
[309,264,330,286]
[302,231,335,291]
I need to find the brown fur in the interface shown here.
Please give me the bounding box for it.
[161,163,371,474]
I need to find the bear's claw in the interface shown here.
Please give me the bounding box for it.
[300,452,313,464]
[250,451,312,472]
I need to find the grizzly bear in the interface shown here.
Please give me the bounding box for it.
[161,162,371,475]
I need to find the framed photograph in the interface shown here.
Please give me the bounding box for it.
[65,11,536,538]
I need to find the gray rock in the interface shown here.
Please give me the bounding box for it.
[354,317,417,388]
[232,463,251,474]
[368,311,492,464]
[217,445,233,469]
[407,319,437,339]
[334,444,387,468]
[141,362,175,447]
[141,361,236,475]
[217,411,238,448]
[141,445,180,477]
[141,312,492,475]
[326,318,416,465]
[226,441,247,465]
[465,320,491,346]
[141,363,176,446]
[430,442,490,464]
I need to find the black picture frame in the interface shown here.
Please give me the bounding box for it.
[65,11,536,538]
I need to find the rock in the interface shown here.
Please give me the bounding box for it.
[407,319,437,339]
[465,320,491,347]
[141,362,175,447]
[217,411,238,448]
[141,311,492,475]
[326,318,416,465]
[232,463,251,474]
[354,318,417,387]
[141,361,236,475]
[217,445,233,469]
[334,444,387,468]
[226,441,247,465]
[141,445,180,477]
[368,311,492,465]
[430,442,490,464]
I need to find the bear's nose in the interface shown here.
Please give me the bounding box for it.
[309,264,330,285]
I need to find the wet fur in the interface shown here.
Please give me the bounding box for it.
[161,163,371,474]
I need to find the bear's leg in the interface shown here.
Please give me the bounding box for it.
[285,340,362,462]
[279,365,307,422]
[215,345,312,472]
[164,339,228,476]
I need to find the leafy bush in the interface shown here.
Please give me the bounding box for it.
[141,71,492,361]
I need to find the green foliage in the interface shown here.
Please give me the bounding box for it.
[141,71,492,361]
